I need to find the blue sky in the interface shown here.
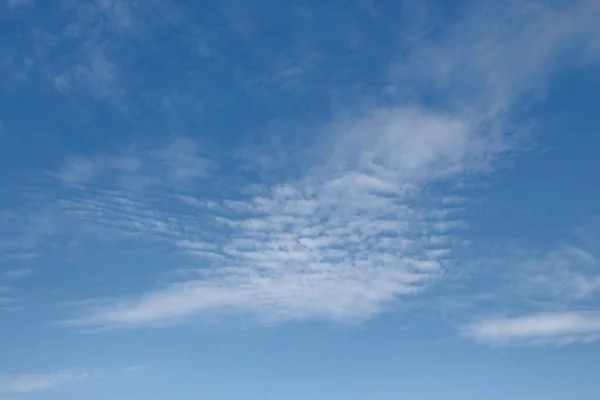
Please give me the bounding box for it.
[1,0,600,398]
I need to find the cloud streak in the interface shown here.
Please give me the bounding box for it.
[466,312,600,345]
[0,370,95,394]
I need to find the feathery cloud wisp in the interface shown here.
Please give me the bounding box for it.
[0,370,94,394]
[393,0,600,116]
[466,312,600,345]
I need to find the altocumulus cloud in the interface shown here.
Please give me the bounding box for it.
[62,106,490,328]
[2,0,599,340]
[56,0,600,331]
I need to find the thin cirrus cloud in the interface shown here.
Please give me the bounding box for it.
[0,366,140,396]
[0,370,95,394]
[392,0,600,116]
[54,137,211,189]
[459,244,600,307]
[519,246,600,300]
[453,244,600,345]
[465,312,600,345]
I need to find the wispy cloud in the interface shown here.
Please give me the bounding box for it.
[2,0,599,338]
[520,245,600,300]
[153,138,213,183]
[122,364,147,374]
[57,156,101,186]
[456,243,600,307]
[54,138,210,188]
[435,240,600,346]
[95,0,135,31]
[57,1,600,330]
[465,312,600,345]
[0,370,96,394]
[59,105,505,329]
[393,0,600,116]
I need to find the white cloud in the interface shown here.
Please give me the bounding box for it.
[155,138,213,183]
[521,245,600,299]
[53,139,210,190]
[0,370,94,394]
[107,154,142,173]
[122,364,147,373]
[323,108,507,184]
[52,47,121,102]
[444,238,600,347]
[64,106,497,329]
[53,0,600,330]
[53,74,71,94]
[465,312,600,345]
[394,0,600,116]
[4,0,599,334]
[77,48,118,99]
